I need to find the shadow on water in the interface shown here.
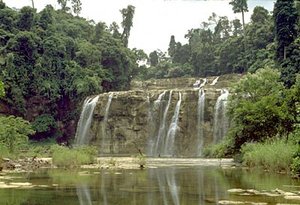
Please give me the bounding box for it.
[1,166,300,205]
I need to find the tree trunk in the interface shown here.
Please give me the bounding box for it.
[242,10,245,32]
[284,46,287,60]
[31,0,35,9]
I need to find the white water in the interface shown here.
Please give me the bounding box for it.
[164,92,182,156]
[153,90,173,156]
[197,89,205,156]
[74,95,99,145]
[199,78,207,88]
[148,91,167,156]
[101,93,113,152]
[210,76,220,86]
[213,89,229,144]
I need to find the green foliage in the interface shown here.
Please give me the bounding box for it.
[227,68,294,153]
[0,4,137,141]
[0,80,4,97]
[51,145,97,168]
[0,116,35,153]
[203,142,230,158]
[31,114,57,140]
[273,0,298,62]
[229,0,248,28]
[241,139,298,172]
[120,5,135,47]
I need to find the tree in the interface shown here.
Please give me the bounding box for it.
[149,51,159,66]
[120,5,135,47]
[71,0,82,16]
[227,68,294,153]
[273,0,298,62]
[31,0,34,9]
[17,6,36,31]
[57,0,69,11]
[251,6,269,24]
[168,35,176,58]
[229,0,248,31]
[0,116,35,153]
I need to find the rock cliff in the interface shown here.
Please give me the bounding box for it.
[77,75,240,157]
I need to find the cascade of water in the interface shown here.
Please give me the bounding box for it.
[74,95,99,146]
[213,89,229,144]
[148,91,167,156]
[101,93,113,152]
[210,76,220,86]
[153,90,173,156]
[197,89,205,156]
[199,78,207,88]
[163,92,182,156]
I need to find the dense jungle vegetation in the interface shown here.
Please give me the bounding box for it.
[0,0,299,174]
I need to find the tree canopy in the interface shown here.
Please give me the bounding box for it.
[0,3,138,142]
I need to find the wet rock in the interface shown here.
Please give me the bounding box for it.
[228,188,245,193]
[218,200,245,204]
[284,195,300,200]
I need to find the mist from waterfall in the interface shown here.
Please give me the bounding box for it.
[100,93,113,152]
[74,95,99,146]
[153,90,173,156]
[164,92,182,156]
[213,89,229,144]
[197,89,205,156]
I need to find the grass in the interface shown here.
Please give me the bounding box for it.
[241,138,298,173]
[51,145,97,168]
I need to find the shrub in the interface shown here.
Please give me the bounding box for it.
[241,139,298,172]
[31,114,57,140]
[51,145,97,168]
[0,116,35,153]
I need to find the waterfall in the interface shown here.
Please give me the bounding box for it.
[210,76,220,86]
[101,93,113,152]
[197,89,205,156]
[153,90,173,156]
[148,91,167,156]
[74,95,99,146]
[213,89,229,144]
[199,78,207,88]
[163,92,182,156]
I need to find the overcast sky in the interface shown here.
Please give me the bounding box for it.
[4,0,275,54]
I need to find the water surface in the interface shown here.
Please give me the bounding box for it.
[1,164,300,205]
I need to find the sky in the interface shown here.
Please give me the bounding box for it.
[3,0,275,54]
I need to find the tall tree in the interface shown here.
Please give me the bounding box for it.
[273,0,298,62]
[31,0,34,9]
[229,0,248,31]
[57,0,69,11]
[120,5,135,47]
[71,0,82,16]
[168,35,176,58]
[149,51,159,66]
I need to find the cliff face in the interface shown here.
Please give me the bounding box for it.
[79,75,239,157]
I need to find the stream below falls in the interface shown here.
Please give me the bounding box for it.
[1,158,300,205]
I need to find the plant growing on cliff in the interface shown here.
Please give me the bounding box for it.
[0,116,35,153]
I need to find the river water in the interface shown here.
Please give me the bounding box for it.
[1,161,300,205]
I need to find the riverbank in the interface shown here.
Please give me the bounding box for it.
[0,157,236,172]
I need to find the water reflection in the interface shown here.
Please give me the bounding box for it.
[1,166,300,205]
[77,184,92,205]
[74,167,229,205]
